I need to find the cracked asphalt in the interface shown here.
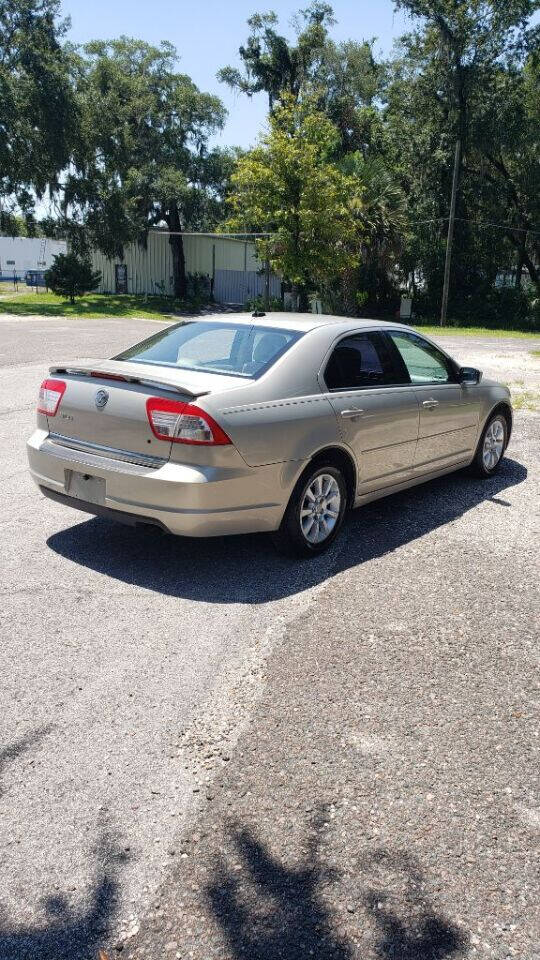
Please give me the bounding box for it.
[0,315,538,960]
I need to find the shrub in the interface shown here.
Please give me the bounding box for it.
[413,285,537,331]
[45,253,101,303]
[244,294,283,313]
[186,272,211,299]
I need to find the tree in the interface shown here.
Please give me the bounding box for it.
[64,39,227,298]
[308,39,384,155]
[226,96,364,305]
[45,252,101,303]
[384,0,540,316]
[468,50,540,290]
[0,0,76,215]
[218,3,335,110]
[338,152,407,312]
[219,5,384,156]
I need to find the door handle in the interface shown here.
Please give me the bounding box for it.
[422,399,439,409]
[341,408,364,419]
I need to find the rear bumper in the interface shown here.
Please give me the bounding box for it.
[27,429,292,537]
[39,485,171,531]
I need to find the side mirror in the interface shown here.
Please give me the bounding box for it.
[459,366,482,384]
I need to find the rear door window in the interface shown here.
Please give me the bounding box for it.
[324,332,408,391]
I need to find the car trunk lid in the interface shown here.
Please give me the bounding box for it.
[46,361,215,462]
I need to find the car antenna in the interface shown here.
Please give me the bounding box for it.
[252,310,266,317]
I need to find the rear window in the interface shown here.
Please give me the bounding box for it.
[114,321,302,379]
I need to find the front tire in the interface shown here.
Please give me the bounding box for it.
[272,464,347,557]
[470,411,508,478]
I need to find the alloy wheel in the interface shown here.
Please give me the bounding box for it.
[300,473,341,545]
[482,417,505,471]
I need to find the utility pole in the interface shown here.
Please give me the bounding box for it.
[440,138,461,326]
[264,255,270,310]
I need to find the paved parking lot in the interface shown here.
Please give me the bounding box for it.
[0,315,538,960]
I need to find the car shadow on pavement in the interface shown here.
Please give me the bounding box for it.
[205,817,468,960]
[46,457,527,604]
[0,835,127,960]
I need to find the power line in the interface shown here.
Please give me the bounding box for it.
[408,216,540,236]
[455,218,539,235]
[149,230,272,240]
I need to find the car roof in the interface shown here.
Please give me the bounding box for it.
[192,312,413,334]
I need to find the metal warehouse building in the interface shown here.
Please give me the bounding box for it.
[0,236,66,280]
[90,231,281,305]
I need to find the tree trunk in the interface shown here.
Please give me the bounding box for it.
[167,204,187,300]
[515,232,526,289]
[505,231,539,294]
[291,283,309,312]
[299,288,309,311]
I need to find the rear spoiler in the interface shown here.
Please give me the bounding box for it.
[49,363,207,398]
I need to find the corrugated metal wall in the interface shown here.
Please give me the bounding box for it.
[213,268,282,304]
[90,232,261,297]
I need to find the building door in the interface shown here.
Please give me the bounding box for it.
[115,264,128,294]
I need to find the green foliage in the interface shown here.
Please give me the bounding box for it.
[44,253,101,303]
[64,38,227,297]
[338,152,407,314]
[218,5,384,153]
[222,1,538,324]
[388,0,540,307]
[218,3,335,109]
[227,96,364,299]
[186,272,212,301]
[0,210,65,238]
[0,0,76,213]
[1,0,538,330]
[244,294,284,312]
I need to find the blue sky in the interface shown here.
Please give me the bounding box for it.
[59,0,413,148]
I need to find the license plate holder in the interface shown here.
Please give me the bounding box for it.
[65,470,105,505]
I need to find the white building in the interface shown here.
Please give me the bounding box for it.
[0,235,66,279]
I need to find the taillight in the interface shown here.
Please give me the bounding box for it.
[146,398,231,445]
[38,378,66,416]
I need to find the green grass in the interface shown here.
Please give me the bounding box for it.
[530,349,540,357]
[510,389,540,412]
[0,291,201,319]
[0,292,538,338]
[412,324,539,340]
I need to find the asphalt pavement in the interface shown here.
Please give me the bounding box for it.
[0,315,538,960]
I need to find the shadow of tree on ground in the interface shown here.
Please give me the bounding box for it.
[0,726,52,798]
[360,849,468,960]
[0,835,127,960]
[207,817,468,960]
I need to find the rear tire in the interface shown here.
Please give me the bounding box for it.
[470,411,508,478]
[272,464,347,557]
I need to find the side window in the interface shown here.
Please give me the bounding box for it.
[389,332,452,385]
[324,332,407,391]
